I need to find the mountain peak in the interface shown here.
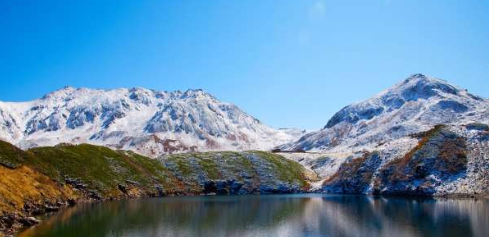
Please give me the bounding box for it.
[407,73,428,79]
[399,73,449,88]
[128,87,152,93]
[284,74,487,152]
[401,73,442,86]
[383,74,464,102]
[181,89,214,100]
[323,74,465,129]
[42,86,77,98]
[0,86,302,157]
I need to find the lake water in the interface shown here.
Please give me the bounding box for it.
[18,194,489,237]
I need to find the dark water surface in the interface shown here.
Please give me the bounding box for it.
[18,194,489,237]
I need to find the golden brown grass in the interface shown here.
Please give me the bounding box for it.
[0,165,78,216]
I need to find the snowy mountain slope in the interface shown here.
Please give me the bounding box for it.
[272,74,489,195]
[0,87,304,157]
[281,74,488,153]
[276,74,489,196]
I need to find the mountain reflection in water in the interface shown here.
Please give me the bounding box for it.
[18,194,489,237]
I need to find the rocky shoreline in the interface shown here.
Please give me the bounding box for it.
[1,199,76,236]
[0,184,310,236]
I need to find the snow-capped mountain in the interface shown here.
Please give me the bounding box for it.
[277,74,489,196]
[0,87,304,157]
[281,73,489,153]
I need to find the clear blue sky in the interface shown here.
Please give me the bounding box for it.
[1,0,488,130]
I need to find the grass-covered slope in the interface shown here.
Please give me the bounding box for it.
[0,141,313,235]
[0,164,77,216]
[162,151,313,194]
[0,140,33,169]
[27,144,183,198]
[0,141,79,235]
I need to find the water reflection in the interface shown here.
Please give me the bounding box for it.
[19,195,489,237]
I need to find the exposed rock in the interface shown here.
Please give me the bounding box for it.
[374,125,468,195]
[319,125,488,196]
[21,217,39,226]
[322,151,381,194]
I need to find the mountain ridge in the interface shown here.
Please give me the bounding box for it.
[281,73,488,152]
[0,87,305,157]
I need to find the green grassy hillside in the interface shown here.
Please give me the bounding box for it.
[162,151,313,194]
[27,144,183,198]
[0,141,313,234]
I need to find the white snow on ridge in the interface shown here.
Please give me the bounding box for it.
[276,74,489,180]
[0,87,306,157]
[281,74,488,154]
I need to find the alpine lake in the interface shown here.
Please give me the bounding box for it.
[18,194,488,237]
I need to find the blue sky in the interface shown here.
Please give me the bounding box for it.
[1,0,488,130]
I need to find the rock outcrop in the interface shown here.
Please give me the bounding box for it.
[320,125,489,196]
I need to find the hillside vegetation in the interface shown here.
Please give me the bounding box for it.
[0,141,312,235]
[163,151,313,194]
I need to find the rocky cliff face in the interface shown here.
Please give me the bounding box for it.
[0,87,304,158]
